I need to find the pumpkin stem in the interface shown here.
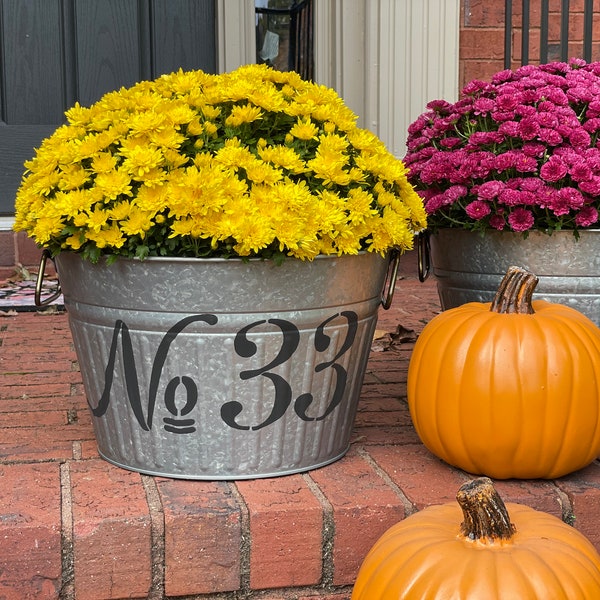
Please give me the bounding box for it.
[457,477,516,542]
[490,265,539,315]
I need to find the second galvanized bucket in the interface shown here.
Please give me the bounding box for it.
[54,251,396,479]
[422,229,600,325]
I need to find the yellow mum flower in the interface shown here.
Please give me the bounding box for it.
[248,85,288,112]
[84,206,111,232]
[345,189,379,223]
[186,118,204,136]
[64,232,85,250]
[244,160,283,185]
[65,102,92,127]
[95,169,133,200]
[289,117,319,141]
[128,111,166,136]
[53,189,98,219]
[136,184,169,213]
[201,105,221,120]
[31,215,65,244]
[149,127,184,149]
[258,145,306,174]
[57,165,89,191]
[214,140,255,171]
[74,134,105,159]
[120,145,165,178]
[163,148,190,169]
[203,121,218,137]
[109,201,133,221]
[225,104,263,127]
[231,215,275,255]
[169,216,196,238]
[134,167,168,186]
[307,152,349,186]
[13,63,425,261]
[119,207,154,238]
[87,224,126,249]
[92,153,118,173]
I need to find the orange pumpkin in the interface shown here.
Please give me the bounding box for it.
[407,266,600,479]
[352,477,600,599]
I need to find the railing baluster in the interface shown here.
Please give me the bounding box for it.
[505,0,513,68]
[584,0,594,62]
[540,0,549,64]
[522,0,530,64]
[507,0,594,67]
[560,0,570,61]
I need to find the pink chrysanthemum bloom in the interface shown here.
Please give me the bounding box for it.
[465,200,491,220]
[576,205,599,226]
[405,58,600,235]
[477,180,504,200]
[508,207,535,231]
[489,214,506,230]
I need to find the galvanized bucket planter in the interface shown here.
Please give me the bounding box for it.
[49,251,397,479]
[419,229,600,325]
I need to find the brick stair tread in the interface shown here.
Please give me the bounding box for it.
[1,255,599,600]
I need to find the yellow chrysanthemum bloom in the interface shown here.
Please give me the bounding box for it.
[120,144,165,178]
[57,165,89,191]
[13,63,425,262]
[149,127,185,149]
[86,224,126,249]
[118,206,154,239]
[84,206,111,232]
[31,215,65,244]
[289,117,319,141]
[94,169,133,200]
[53,189,98,218]
[92,153,118,174]
[258,145,305,174]
[225,104,263,127]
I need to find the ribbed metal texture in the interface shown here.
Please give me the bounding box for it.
[430,229,600,325]
[56,252,389,479]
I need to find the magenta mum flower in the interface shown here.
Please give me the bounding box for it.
[575,206,599,226]
[405,58,600,234]
[489,213,506,230]
[540,157,568,182]
[508,208,535,231]
[465,200,491,220]
[579,176,600,195]
[477,180,504,200]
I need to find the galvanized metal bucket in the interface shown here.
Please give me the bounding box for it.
[420,229,600,325]
[51,252,397,479]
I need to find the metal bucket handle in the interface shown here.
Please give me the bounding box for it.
[35,249,62,307]
[417,231,431,282]
[381,249,401,310]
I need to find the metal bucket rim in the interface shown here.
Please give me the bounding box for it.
[76,250,378,266]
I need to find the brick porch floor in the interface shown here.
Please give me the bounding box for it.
[1,252,599,600]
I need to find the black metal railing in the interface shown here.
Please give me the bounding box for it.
[255,0,314,80]
[505,0,595,67]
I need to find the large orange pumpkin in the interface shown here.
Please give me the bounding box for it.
[352,477,600,599]
[407,266,600,479]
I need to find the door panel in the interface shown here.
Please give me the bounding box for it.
[0,0,216,215]
[2,0,66,124]
[74,0,151,105]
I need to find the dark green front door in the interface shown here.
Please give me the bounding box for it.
[0,0,216,215]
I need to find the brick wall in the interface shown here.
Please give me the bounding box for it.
[460,0,600,90]
[0,231,42,278]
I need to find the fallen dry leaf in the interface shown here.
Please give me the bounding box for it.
[371,324,417,352]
